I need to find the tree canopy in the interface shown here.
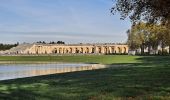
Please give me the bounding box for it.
[127,22,170,54]
[111,0,170,25]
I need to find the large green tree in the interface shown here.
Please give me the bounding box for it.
[127,22,165,54]
[126,29,140,51]
[157,25,170,54]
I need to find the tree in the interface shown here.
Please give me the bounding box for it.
[147,25,160,54]
[111,0,170,55]
[49,41,55,44]
[0,43,18,51]
[127,22,149,54]
[111,0,170,26]
[127,29,140,51]
[127,22,164,54]
[49,41,65,44]
[57,41,65,44]
[157,25,170,54]
[164,31,170,54]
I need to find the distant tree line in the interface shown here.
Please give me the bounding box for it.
[0,42,19,51]
[36,41,65,44]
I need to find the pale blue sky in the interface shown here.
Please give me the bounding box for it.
[0,0,131,44]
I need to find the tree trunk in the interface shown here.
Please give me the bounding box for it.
[169,45,170,55]
[148,44,151,55]
[141,44,144,55]
[161,42,164,55]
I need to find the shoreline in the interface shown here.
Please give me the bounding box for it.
[0,61,94,64]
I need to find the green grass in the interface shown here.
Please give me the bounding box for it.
[0,55,170,100]
[0,55,141,64]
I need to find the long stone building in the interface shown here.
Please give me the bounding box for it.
[3,43,129,55]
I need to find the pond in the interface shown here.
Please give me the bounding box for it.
[0,63,98,81]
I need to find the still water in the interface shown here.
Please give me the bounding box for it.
[0,63,93,81]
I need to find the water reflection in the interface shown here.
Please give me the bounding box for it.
[0,63,106,81]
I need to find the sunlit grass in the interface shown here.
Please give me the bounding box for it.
[0,55,141,64]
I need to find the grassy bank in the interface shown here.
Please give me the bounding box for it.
[0,55,170,100]
[0,55,141,64]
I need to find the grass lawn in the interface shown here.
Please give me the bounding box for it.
[0,55,141,64]
[0,55,170,100]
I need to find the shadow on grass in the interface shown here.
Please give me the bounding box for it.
[136,56,170,64]
[0,56,170,100]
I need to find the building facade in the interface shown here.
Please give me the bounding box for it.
[6,43,129,55]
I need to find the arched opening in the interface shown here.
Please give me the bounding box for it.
[59,48,62,54]
[63,48,65,54]
[86,48,89,53]
[37,46,42,54]
[112,47,115,54]
[81,48,83,53]
[124,47,127,54]
[52,48,57,54]
[75,48,79,53]
[35,46,40,54]
[36,49,38,54]
[92,48,95,53]
[66,49,69,53]
[98,47,102,53]
[70,48,73,53]
[118,47,121,53]
[53,49,57,54]
[104,47,108,54]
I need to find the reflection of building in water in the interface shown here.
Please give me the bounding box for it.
[0,64,107,80]
[22,64,107,77]
[5,43,129,55]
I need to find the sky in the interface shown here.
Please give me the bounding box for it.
[0,0,131,44]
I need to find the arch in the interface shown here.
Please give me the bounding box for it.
[53,48,58,54]
[104,47,108,54]
[59,48,62,54]
[66,49,69,53]
[111,47,115,54]
[123,47,127,53]
[92,47,95,53]
[80,48,83,53]
[86,47,89,53]
[117,47,121,53]
[70,48,73,53]
[35,46,41,54]
[35,47,39,54]
[36,50,38,54]
[63,48,66,54]
[98,47,102,53]
[75,48,79,53]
